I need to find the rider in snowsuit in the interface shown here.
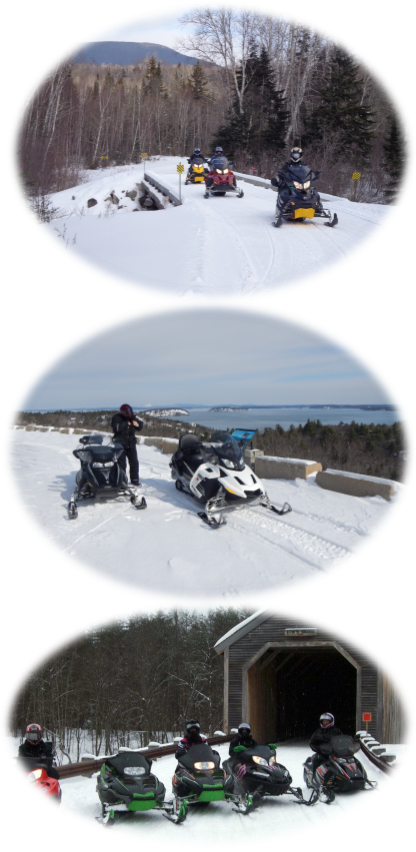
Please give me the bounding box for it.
[228,722,258,776]
[174,720,209,760]
[18,723,60,780]
[309,713,343,773]
[273,146,324,216]
[111,404,144,486]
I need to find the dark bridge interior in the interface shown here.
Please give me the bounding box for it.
[247,644,357,743]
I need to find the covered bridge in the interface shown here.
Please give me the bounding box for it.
[214,612,404,744]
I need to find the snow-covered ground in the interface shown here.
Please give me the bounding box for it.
[44,158,388,296]
[10,429,401,597]
[10,741,396,839]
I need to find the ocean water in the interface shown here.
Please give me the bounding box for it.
[163,407,399,432]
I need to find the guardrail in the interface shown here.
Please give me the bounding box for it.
[356,735,395,774]
[56,734,233,780]
[142,172,182,206]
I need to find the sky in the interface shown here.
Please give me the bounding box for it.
[23,310,389,410]
[77,3,202,53]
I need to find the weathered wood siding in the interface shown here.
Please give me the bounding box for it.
[224,615,399,741]
[379,659,415,743]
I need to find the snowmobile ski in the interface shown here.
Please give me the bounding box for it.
[324,212,338,227]
[260,498,292,516]
[197,511,226,528]
[162,801,188,824]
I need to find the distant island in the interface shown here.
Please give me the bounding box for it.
[139,408,189,417]
[210,407,250,412]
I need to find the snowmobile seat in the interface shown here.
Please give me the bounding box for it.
[178,434,202,454]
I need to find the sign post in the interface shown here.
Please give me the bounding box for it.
[350,171,361,202]
[362,711,372,733]
[141,152,148,180]
[177,163,185,203]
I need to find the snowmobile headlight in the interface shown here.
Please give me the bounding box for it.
[293,180,310,190]
[269,756,276,765]
[215,169,223,174]
[194,761,215,770]
[124,766,146,776]
[223,168,229,174]
[252,756,268,766]
[303,180,310,189]
[222,458,236,469]
[27,769,43,781]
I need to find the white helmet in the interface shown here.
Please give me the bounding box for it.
[319,713,334,729]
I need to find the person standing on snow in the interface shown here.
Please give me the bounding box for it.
[111,404,144,486]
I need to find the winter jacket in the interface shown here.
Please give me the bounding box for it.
[111,413,143,450]
[18,740,56,772]
[229,733,258,757]
[188,153,206,163]
[309,726,343,754]
[174,734,208,760]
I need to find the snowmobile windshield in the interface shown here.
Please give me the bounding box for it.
[191,157,204,166]
[210,432,244,469]
[211,155,230,171]
[284,164,321,184]
[178,744,218,771]
[105,752,150,775]
[329,736,361,757]
[240,745,274,764]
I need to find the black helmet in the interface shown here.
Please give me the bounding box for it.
[25,723,43,745]
[194,148,201,155]
[290,146,303,163]
[238,722,251,738]
[119,404,134,419]
[186,719,201,736]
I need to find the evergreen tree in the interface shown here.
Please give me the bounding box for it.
[382,114,405,203]
[212,46,287,158]
[188,61,209,101]
[302,47,374,160]
[143,55,167,97]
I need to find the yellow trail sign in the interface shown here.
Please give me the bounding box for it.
[352,172,361,180]
[140,153,148,159]
[177,164,185,174]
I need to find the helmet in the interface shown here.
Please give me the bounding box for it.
[319,713,335,729]
[25,723,43,745]
[215,146,223,154]
[119,404,134,419]
[194,148,201,155]
[238,722,251,738]
[290,146,303,163]
[186,719,201,736]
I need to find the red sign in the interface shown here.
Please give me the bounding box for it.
[362,712,372,722]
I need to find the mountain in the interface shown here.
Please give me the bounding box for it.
[71,41,203,66]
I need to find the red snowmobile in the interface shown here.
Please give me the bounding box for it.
[204,155,244,198]
[13,757,61,810]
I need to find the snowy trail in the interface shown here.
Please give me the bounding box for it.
[56,743,387,839]
[45,158,389,295]
[10,429,398,597]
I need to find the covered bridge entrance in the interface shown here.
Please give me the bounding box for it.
[215,613,404,744]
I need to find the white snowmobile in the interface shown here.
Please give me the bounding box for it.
[170,431,292,527]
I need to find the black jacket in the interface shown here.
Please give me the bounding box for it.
[111,413,143,450]
[229,733,258,756]
[18,740,56,772]
[175,733,208,760]
[309,726,343,754]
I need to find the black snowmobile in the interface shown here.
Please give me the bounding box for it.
[67,435,146,519]
[96,750,186,826]
[172,744,241,814]
[185,156,209,184]
[303,735,376,803]
[170,431,291,527]
[271,164,338,228]
[223,744,318,811]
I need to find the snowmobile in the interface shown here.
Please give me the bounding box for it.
[303,735,376,803]
[172,744,243,814]
[204,156,244,198]
[185,156,209,184]
[67,435,146,519]
[223,744,318,811]
[97,750,187,826]
[170,431,292,527]
[271,164,338,228]
[21,755,62,802]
